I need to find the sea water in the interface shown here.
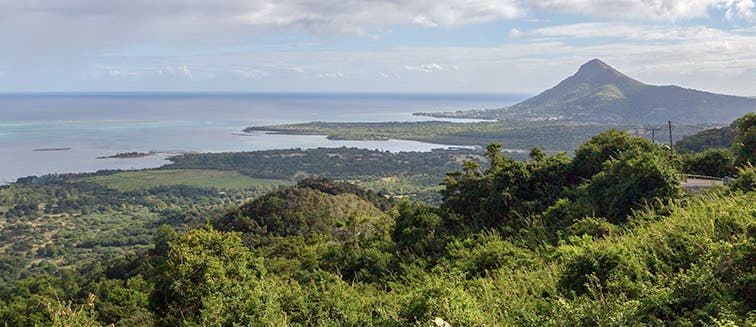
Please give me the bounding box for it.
[0,93,522,183]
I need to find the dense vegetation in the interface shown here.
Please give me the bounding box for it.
[81,169,288,192]
[0,176,276,284]
[677,113,756,177]
[1,114,754,326]
[676,123,736,154]
[166,147,492,203]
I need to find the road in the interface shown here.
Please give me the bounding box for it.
[681,178,723,190]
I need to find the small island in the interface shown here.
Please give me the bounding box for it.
[97,151,157,159]
[33,147,71,152]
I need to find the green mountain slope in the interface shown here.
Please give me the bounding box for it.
[426,59,756,123]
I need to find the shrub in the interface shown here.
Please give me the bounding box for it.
[559,245,647,298]
[583,151,680,224]
[567,217,619,239]
[729,164,756,192]
[445,231,534,277]
[680,148,735,177]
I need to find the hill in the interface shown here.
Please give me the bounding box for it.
[2,125,756,326]
[418,59,756,123]
[675,124,736,154]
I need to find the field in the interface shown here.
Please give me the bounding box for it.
[81,169,290,191]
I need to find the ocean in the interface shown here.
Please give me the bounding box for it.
[0,93,523,184]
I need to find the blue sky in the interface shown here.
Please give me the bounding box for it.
[1,0,755,95]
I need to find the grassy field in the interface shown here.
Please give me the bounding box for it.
[81,169,290,191]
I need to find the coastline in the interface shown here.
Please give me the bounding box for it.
[97,151,158,159]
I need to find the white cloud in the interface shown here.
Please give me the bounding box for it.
[377,72,401,79]
[530,23,732,41]
[107,69,137,77]
[231,68,269,79]
[0,0,752,61]
[531,0,716,20]
[508,28,524,38]
[405,63,445,72]
[159,65,192,78]
[725,0,755,20]
[1,1,756,94]
[313,72,346,79]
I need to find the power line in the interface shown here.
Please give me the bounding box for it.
[645,127,662,143]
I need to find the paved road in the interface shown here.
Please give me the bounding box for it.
[682,178,723,190]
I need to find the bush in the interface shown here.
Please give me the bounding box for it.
[729,164,756,192]
[445,231,534,277]
[583,151,680,223]
[680,148,735,177]
[569,130,664,181]
[733,112,756,166]
[567,217,619,239]
[559,245,646,298]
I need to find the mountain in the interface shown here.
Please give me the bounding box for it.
[422,59,756,123]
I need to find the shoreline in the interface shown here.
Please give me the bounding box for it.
[97,151,158,159]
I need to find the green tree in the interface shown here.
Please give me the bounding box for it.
[680,148,735,177]
[570,129,663,182]
[583,151,680,223]
[150,227,288,326]
[733,112,756,166]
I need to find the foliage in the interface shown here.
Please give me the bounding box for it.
[46,294,102,327]
[569,129,665,181]
[733,112,756,166]
[81,169,289,191]
[675,124,736,154]
[2,120,755,326]
[150,227,289,326]
[215,181,391,239]
[680,148,735,177]
[441,144,571,233]
[580,150,680,223]
[729,164,756,192]
[566,217,619,239]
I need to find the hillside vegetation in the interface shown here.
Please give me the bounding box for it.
[82,169,289,191]
[1,114,755,326]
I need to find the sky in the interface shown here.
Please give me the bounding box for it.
[1,0,756,95]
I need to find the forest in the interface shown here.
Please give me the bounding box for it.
[0,113,754,326]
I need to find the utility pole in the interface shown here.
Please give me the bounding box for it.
[668,120,675,159]
[646,127,662,143]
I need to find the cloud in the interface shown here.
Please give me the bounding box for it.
[0,0,522,42]
[530,23,732,41]
[508,28,524,38]
[159,65,192,78]
[1,1,755,94]
[0,0,752,60]
[313,72,346,79]
[405,63,446,72]
[725,0,755,20]
[527,0,755,21]
[231,68,269,79]
[377,72,401,79]
[530,0,720,20]
[107,70,138,77]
